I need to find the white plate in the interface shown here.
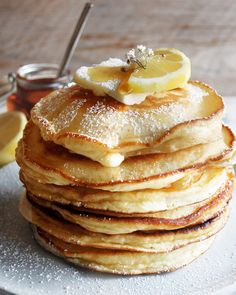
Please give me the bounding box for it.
[0,97,235,295]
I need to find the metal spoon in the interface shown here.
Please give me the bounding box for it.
[57,2,93,77]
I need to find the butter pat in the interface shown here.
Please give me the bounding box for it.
[74,58,149,105]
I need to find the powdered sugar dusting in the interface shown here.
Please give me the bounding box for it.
[78,84,205,147]
[52,98,87,132]
[99,58,128,67]
[185,83,207,103]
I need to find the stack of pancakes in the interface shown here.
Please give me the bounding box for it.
[16,81,236,275]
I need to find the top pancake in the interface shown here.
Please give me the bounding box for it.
[31,81,224,167]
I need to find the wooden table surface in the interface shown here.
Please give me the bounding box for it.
[0,0,236,95]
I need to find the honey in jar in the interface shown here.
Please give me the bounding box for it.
[7,64,71,118]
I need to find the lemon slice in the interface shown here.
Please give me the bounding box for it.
[127,48,191,93]
[0,111,27,166]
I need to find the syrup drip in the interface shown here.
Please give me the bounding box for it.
[88,66,134,94]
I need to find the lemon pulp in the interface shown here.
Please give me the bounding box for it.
[128,48,191,93]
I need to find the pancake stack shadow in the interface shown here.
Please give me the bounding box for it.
[16,81,236,275]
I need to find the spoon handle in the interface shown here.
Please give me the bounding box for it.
[58,2,93,77]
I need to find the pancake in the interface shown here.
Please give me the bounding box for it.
[20,166,232,214]
[20,194,229,253]
[31,81,224,167]
[15,121,235,191]
[33,226,215,275]
[26,176,233,234]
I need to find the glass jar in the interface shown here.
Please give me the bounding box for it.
[7,63,71,118]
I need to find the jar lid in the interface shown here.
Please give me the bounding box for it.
[16,63,71,90]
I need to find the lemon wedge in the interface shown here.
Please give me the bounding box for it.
[127,48,191,93]
[0,111,27,166]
